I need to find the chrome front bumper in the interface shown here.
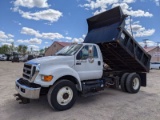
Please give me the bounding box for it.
[15,79,41,99]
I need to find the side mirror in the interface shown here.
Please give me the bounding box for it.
[88,45,93,58]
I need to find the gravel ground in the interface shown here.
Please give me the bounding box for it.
[0,61,160,120]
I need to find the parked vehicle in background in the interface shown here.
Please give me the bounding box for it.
[11,52,19,62]
[0,54,7,61]
[37,55,43,58]
[19,55,35,62]
[19,55,28,62]
[5,54,12,61]
[19,56,25,62]
[150,62,160,69]
[28,55,35,61]
[12,56,19,62]
[9,56,13,61]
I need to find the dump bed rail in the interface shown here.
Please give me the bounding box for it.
[84,6,151,72]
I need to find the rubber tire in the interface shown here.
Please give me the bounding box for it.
[120,73,129,92]
[126,73,141,93]
[47,80,77,111]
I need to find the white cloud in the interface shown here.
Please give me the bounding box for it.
[122,0,135,3]
[45,42,48,44]
[0,31,15,44]
[29,38,42,44]
[80,0,118,10]
[21,27,64,40]
[17,38,42,44]
[18,9,62,23]
[0,39,5,42]
[112,3,153,17]
[134,29,155,37]
[126,21,155,37]
[65,37,72,40]
[7,39,14,42]
[93,8,106,15]
[154,0,160,6]
[0,31,8,39]
[8,34,14,38]
[41,32,64,40]
[14,0,49,8]
[139,40,156,47]
[80,0,153,17]
[1,43,12,46]
[28,45,39,51]
[72,38,84,43]
[21,27,41,37]
[82,34,86,38]
[17,39,29,44]
[12,0,62,23]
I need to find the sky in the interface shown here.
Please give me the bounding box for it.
[0,0,159,51]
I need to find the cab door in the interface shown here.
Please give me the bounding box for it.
[74,45,103,80]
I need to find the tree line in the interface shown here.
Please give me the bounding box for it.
[0,43,46,55]
[0,43,28,55]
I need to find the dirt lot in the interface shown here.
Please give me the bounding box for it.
[0,61,160,120]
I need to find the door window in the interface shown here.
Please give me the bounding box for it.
[76,46,89,60]
[76,45,98,60]
[93,46,98,58]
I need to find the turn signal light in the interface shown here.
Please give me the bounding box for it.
[43,75,53,82]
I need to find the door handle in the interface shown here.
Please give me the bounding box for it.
[98,61,101,66]
[76,62,81,65]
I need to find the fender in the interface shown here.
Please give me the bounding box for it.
[34,65,82,91]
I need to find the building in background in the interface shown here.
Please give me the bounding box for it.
[144,46,160,62]
[45,41,71,56]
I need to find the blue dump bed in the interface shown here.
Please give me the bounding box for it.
[84,6,151,72]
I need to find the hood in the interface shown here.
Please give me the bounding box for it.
[26,55,74,66]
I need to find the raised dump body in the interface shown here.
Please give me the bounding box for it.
[84,6,151,72]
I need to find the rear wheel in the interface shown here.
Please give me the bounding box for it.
[126,73,141,93]
[120,73,129,92]
[47,80,77,111]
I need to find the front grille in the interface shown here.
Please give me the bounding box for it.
[23,64,36,81]
[18,78,41,88]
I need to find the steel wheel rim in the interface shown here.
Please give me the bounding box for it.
[57,86,73,106]
[133,78,140,90]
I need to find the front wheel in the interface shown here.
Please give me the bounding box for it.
[47,80,77,111]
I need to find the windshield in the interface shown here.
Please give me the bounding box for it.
[55,44,82,56]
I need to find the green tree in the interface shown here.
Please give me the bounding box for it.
[10,42,14,53]
[22,45,28,55]
[0,45,10,54]
[39,49,44,54]
[17,45,23,53]
[17,45,28,55]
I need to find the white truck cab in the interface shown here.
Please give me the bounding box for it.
[15,43,105,110]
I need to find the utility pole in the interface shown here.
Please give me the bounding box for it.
[143,39,148,48]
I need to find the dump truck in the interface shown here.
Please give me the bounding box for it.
[14,6,151,111]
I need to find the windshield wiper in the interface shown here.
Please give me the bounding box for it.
[56,53,69,56]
